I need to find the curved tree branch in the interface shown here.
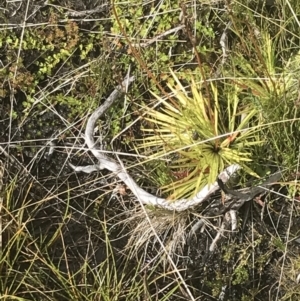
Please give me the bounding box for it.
[71,73,241,211]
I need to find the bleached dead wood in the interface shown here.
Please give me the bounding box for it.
[70,73,241,211]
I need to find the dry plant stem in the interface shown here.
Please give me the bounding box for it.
[276,146,300,300]
[209,211,231,252]
[220,21,231,64]
[132,25,185,48]
[188,219,205,240]
[229,210,237,231]
[77,74,241,211]
[8,0,30,160]
[218,285,227,301]
[214,21,231,78]
[0,160,3,255]
[0,146,15,162]
[64,4,109,17]
[297,273,300,284]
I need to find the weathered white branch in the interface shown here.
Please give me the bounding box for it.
[229,210,237,231]
[71,74,241,211]
[68,162,102,173]
[209,211,231,252]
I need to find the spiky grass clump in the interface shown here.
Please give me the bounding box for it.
[139,70,262,200]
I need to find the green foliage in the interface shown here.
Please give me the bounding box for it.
[111,0,216,80]
[0,10,106,121]
[227,30,300,169]
[232,265,249,285]
[139,70,262,200]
